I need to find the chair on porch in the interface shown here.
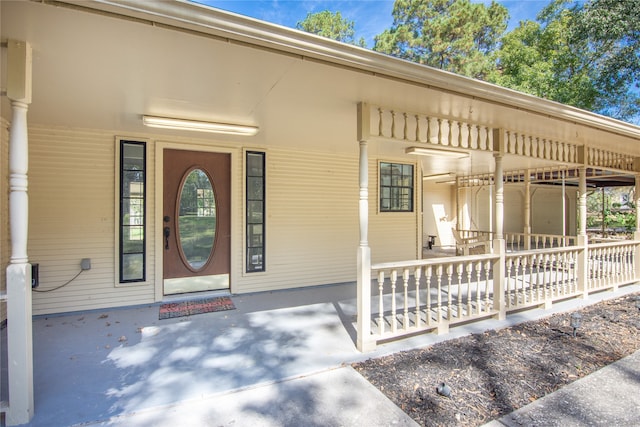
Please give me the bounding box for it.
[451,228,490,255]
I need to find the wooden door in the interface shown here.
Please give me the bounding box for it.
[163,149,230,295]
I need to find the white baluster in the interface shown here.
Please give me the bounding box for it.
[436,265,443,323]
[506,257,514,308]
[466,262,473,316]
[391,110,396,139]
[446,264,454,319]
[391,269,397,333]
[484,260,492,311]
[402,113,408,140]
[426,265,433,326]
[474,261,482,315]
[414,266,422,328]
[378,270,385,335]
[403,268,410,330]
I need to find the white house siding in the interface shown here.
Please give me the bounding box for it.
[234,146,361,293]
[532,186,577,235]
[28,126,156,315]
[23,126,420,310]
[369,158,421,264]
[472,185,577,236]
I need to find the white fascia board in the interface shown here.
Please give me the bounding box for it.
[61,0,640,139]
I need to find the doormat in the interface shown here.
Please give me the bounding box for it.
[159,296,235,320]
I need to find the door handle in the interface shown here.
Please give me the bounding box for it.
[164,226,170,250]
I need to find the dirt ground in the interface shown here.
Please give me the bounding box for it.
[353,292,640,427]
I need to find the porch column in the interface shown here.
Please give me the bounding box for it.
[634,174,640,283]
[634,173,640,235]
[356,103,373,352]
[455,178,460,231]
[578,167,587,237]
[493,154,504,241]
[523,169,531,250]
[577,164,589,299]
[5,40,34,426]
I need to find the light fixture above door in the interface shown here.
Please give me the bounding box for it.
[405,146,468,158]
[142,115,259,136]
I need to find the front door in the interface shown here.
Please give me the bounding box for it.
[163,149,231,295]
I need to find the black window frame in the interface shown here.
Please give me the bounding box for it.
[379,161,414,212]
[246,151,266,273]
[119,140,146,283]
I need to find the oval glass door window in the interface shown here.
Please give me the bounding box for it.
[178,168,217,270]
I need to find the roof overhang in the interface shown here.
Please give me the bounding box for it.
[54,0,640,141]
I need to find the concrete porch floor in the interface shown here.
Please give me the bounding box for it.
[2,281,640,426]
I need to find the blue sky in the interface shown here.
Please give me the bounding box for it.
[192,0,552,47]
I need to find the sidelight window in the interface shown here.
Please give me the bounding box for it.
[119,141,146,282]
[246,151,265,272]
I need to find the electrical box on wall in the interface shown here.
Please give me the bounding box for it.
[81,258,91,270]
[31,263,39,288]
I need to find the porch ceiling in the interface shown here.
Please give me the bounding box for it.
[2,0,640,159]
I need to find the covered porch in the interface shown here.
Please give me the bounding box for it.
[3,281,639,426]
[355,102,640,351]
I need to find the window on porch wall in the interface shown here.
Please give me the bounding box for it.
[380,162,414,212]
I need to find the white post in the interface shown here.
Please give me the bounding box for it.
[562,170,566,245]
[634,174,640,284]
[524,169,531,250]
[6,39,34,426]
[578,167,587,237]
[356,103,373,352]
[577,167,589,299]
[455,178,460,232]
[494,154,504,241]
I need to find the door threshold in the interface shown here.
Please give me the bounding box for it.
[161,289,232,304]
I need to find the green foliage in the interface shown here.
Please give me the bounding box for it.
[372,0,509,79]
[586,187,636,233]
[296,11,366,47]
[492,0,640,123]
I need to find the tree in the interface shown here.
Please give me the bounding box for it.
[296,11,366,47]
[372,0,509,79]
[573,0,640,121]
[492,0,640,123]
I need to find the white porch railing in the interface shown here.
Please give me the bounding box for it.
[364,238,640,349]
[456,229,578,251]
[588,240,638,292]
[504,232,577,250]
[371,254,498,341]
[504,247,581,311]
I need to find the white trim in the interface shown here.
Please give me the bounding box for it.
[163,273,229,295]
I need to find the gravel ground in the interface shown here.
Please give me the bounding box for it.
[353,292,640,427]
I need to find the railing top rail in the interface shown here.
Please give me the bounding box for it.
[588,239,640,249]
[372,253,498,271]
[505,246,583,258]
[505,232,574,237]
